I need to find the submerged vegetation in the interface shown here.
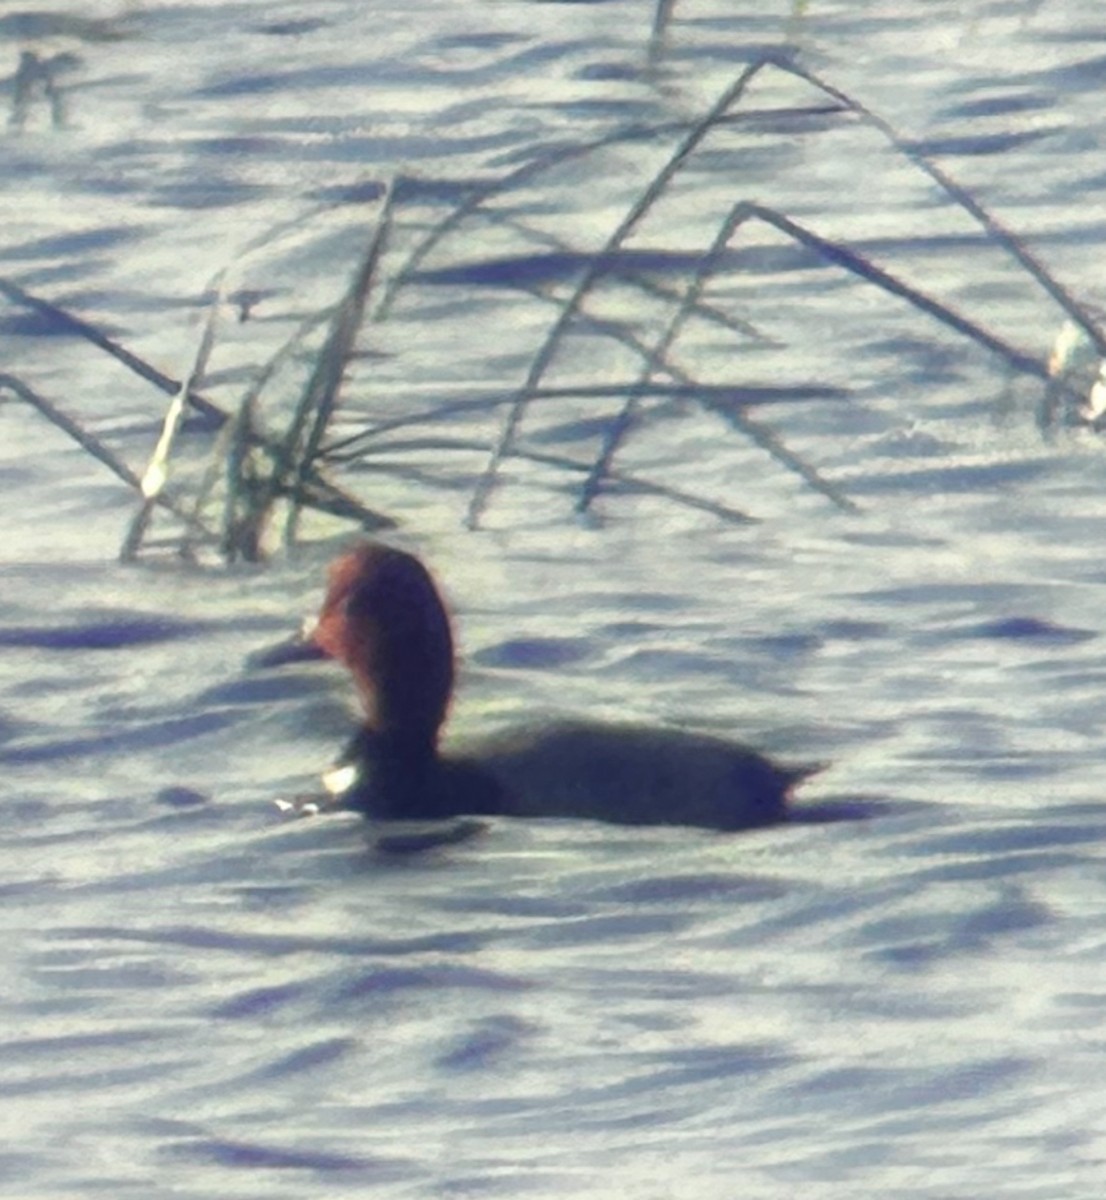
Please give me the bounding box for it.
[0,10,1100,564]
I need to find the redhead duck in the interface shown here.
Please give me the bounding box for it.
[263,542,808,830]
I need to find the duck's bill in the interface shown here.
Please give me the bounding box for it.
[247,628,327,668]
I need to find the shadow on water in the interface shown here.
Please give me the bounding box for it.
[790,795,921,826]
[355,795,915,855]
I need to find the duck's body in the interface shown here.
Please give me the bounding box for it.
[331,720,797,830]
[271,541,806,831]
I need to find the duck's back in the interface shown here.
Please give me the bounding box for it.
[451,721,797,831]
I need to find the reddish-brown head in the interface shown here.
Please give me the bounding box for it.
[312,542,455,750]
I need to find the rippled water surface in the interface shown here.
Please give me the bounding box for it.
[4,1,1106,1195]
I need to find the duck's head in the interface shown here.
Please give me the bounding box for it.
[261,542,456,752]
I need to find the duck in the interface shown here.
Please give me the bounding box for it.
[260,541,810,831]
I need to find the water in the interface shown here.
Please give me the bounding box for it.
[3,0,1106,1194]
